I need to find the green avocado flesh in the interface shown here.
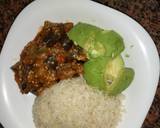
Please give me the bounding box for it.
[105,55,124,81]
[84,56,109,91]
[84,56,134,95]
[67,22,102,48]
[67,22,125,59]
[107,68,135,95]
[68,22,134,95]
[104,56,134,95]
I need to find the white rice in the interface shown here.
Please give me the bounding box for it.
[32,77,124,128]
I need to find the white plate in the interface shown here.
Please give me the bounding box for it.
[0,0,159,128]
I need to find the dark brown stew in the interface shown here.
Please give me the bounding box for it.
[11,21,87,95]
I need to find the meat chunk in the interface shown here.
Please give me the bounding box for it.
[11,21,87,95]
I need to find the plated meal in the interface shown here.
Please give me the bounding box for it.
[11,21,134,128]
[0,0,159,128]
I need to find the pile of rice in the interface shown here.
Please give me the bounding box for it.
[32,77,124,128]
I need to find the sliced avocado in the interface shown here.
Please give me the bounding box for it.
[105,55,124,85]
[87,41,106,58]
[106,68,135,95]
[104,56,134,95]
[67,22,101,47]
[67,22,125,59]
[95,30,125,58]
[84,55,134,95]
[83,56,110,91]
[68,22,134,95]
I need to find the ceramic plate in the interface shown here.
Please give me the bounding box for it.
[0,0,159,128]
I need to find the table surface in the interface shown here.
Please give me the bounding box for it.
[0,0,160,128]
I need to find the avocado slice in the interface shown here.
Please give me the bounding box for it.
[104,56,134,95]
[67,22,102,47]
[95,30,124,58]
[68,22,134,95]
[105,55,124,83]
[83,56,110,91]
[84,56,124,91]
[67,22,125,59]
[84,55,134,95]
[106,68,135,95]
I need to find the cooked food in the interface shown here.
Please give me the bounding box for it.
[10,21,135,128]
[67,22,124,59]
[33,77,124,128]
[11,21,134,96]
[68,22,134,95]
[11,21,87,95]
[84,55,134,95]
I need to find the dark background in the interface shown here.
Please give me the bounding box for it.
[0,0,160,128]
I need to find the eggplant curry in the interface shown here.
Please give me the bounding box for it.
[11,21,87,95]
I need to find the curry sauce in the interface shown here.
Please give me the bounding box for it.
[11,21,87,95]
